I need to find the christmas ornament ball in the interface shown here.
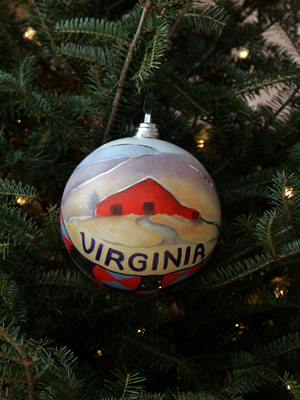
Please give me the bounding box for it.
[60,121,221,295]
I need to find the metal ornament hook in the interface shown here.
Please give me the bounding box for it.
[135,113,159,139]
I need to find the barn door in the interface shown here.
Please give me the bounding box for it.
[143,202,155,215]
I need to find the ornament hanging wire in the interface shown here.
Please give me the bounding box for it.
[135,91,159,139]
[143,89,152,115]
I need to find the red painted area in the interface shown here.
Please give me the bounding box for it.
[95,178,200,220]
[62,234,73,253]
[135,289,160,296]
[60,213,73,253]
[89,274,106,288]
[93,265,141,290]
[161,262,203,287]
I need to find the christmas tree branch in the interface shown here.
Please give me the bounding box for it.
[42,375,78,399]
[211,150,238,176]
[167,1,192,40]
[266,85,300,126]
[0,179,38,201]
[257,84,300,138]
[281,176,293,224]
[126,336,197,382]
[164,78,210,114]
[32,1,80,79]
[34,280,103,291]
[208,248,300,291]
[214,244,257,270]
[186,44,216,77]
[102,1,153,144]
[103,0,129,12]
[0,18,22,52]
[267,212,277,258]
[47,206,62,246]
[33,1,58,52]
[234,75,300,96]
[267,342,300,359]
[16,261,66,316]
[6,86,82,142]
[0,326,37,400]
[0,377,27,383]
[155,0,189,7]
[121,372,131,400]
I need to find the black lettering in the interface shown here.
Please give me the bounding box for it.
[80,232,95,254]
[129,253,148,272]
[95,243,103,261]
[105,248,124,271]
[184,246,191,265]
[164,248,182,270]
[152,252,159,271]
[193,243,205,264]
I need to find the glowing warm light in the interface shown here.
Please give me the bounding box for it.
[15,196,28,206]
[287,385,291,390]
[197,139,205,148]
[137,328,146,335]
[23,27,36,40]
[274,288,286,298]
[94,349,103,357]
[285,187,294,199]
[235,324,239,327]
[239,48,249,59]
[17,119,21,123]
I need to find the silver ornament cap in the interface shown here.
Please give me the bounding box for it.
[135,113,159,139]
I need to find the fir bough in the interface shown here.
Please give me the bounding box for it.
[0,0,300,399]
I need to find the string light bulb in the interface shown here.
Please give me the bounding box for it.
[15,196,28,206]
[284,187,294,199]
[197,139,205,148]
[239,48,249,59]
[274,288,286,298]
[23,27,36,40]
[94,349,103,357]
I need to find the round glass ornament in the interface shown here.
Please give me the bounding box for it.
[60,116,221,295]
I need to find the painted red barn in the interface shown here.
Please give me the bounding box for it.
[95,178,200,220]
